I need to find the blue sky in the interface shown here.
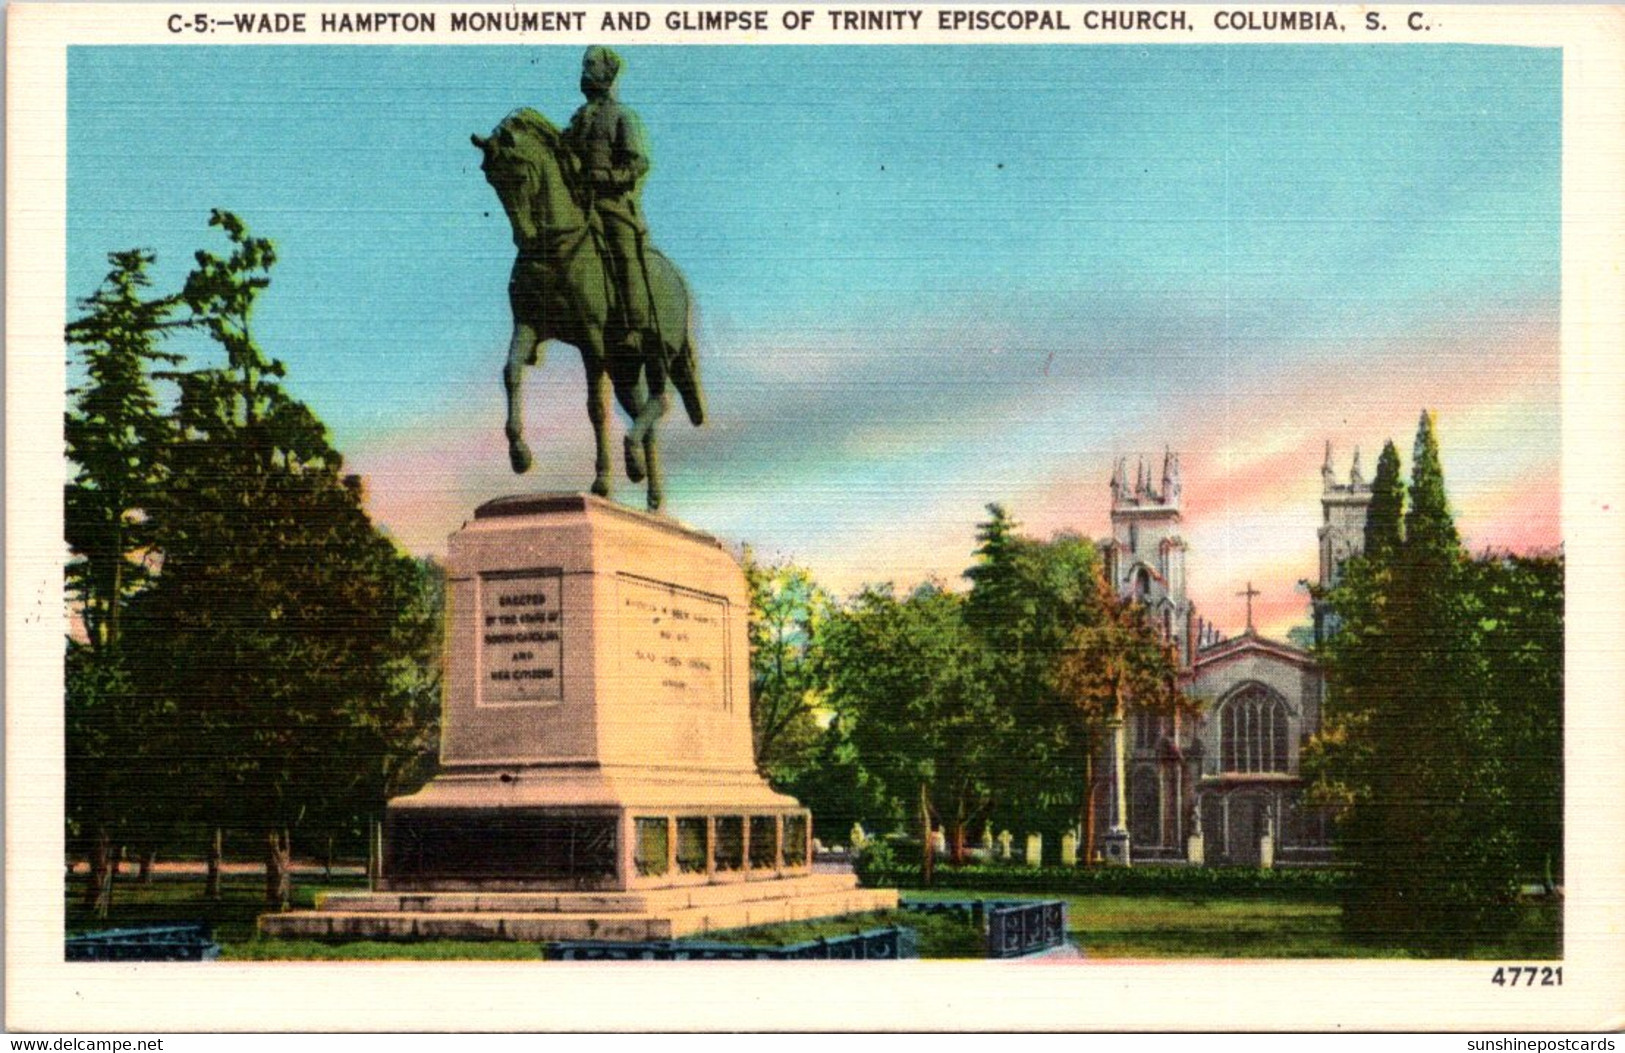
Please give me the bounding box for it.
[67,44,1561,634]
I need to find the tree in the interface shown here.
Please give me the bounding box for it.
[1302,441,1404,825]
[1464,553,1562,885]
[743,550,832,783]
[1309,411,1540,951]
[1055,575,1187,863]
[821,584,1005,879]
[779,712,897,851]
[65,249,180,651]
[965,506,1118,856]
[119,212,439,909]
[1363,440,1405,560]
[64,248,185,911]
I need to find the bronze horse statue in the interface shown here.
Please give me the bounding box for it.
[471,108,705,511]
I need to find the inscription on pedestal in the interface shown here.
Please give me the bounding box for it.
[617,574,729,709]
[478,568,563,705]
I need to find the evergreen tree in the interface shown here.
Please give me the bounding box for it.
[65,249,181,651]
[965,508,1110,854]
[63,248,185,911]
[1404,412,1459,554]
[120,212,439,909]
[1363,440,1405,560]
[964,503,1026,648]
[1313,411,1528,951]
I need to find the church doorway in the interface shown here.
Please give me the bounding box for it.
[1225,793,1263,865]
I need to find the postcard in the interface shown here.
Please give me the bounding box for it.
[7,2,1623,1033]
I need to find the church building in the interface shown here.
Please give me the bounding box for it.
[1091,445,1368,866]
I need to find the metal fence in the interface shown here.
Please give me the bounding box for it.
[900,899,1069,958]
[547,925,919,960]
[65,923,221,962]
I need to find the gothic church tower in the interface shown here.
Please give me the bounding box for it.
[1313,442,1373,643]
[1103,450,1195,668]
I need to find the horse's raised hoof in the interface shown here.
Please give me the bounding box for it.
[591,478,611,498]
[624,434,646,483]
[508,438,532,474]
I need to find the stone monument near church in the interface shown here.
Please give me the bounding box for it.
[263,494,896,941]
[261,50,896,941]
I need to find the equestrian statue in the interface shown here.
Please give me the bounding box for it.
[471,46,704,511]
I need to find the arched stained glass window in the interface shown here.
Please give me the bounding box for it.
[1218,685,1289,773]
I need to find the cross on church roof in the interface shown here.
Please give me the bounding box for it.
[1238,581,1261,633]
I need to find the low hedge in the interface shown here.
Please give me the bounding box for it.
[856,861,1348,898]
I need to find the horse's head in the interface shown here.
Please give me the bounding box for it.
[472,109,578,248]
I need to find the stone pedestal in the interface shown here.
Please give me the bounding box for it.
[1258,833,1275,870]
[1102,829,1132,867]
[1024,833,1043,867]
[1186,833,1204,866]
[262,494,895,941]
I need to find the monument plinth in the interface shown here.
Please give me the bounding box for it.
[262,494,895,941]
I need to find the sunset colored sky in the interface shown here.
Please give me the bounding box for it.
[67,44,1561,639]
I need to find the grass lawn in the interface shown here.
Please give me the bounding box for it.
[65,875,1559,961]
[904,888,1560,959]
[697,909,985,958]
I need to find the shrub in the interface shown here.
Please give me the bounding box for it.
[852,838,895,885]
[856,862,1346,899]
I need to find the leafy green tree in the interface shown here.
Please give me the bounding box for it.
[822,584,1005,878]
[779,712,897,851]
[743,549,833,783]
[1465,552,1563,885]
[965,506,1121,856]
[118,212,439,909]
[1373,410,1520,946]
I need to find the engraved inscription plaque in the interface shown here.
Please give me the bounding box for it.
[617,574,729,709]
[478,569,563,705]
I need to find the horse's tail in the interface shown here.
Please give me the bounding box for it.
[672,326,706,427]
[650,250,706,427]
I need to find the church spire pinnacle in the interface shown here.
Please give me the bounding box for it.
[1161,447,1181,505]
[1322,440,1336,488]
[1350,446,1365,487]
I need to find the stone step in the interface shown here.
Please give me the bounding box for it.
[261,908,673,942]
[319,872,862,915]
[259,886,901,943]
[664,888,900,939]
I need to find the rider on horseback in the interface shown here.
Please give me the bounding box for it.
[564,46,653,355]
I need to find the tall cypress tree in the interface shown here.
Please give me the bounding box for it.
[1363,440,1405,561]
[1311,412,1535,951]
[1404,411,1459,555]
[1333,412,1520,949]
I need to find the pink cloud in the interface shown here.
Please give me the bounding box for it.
[1010,317,1559,641]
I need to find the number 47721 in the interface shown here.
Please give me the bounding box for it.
[1491,966,1563,986]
